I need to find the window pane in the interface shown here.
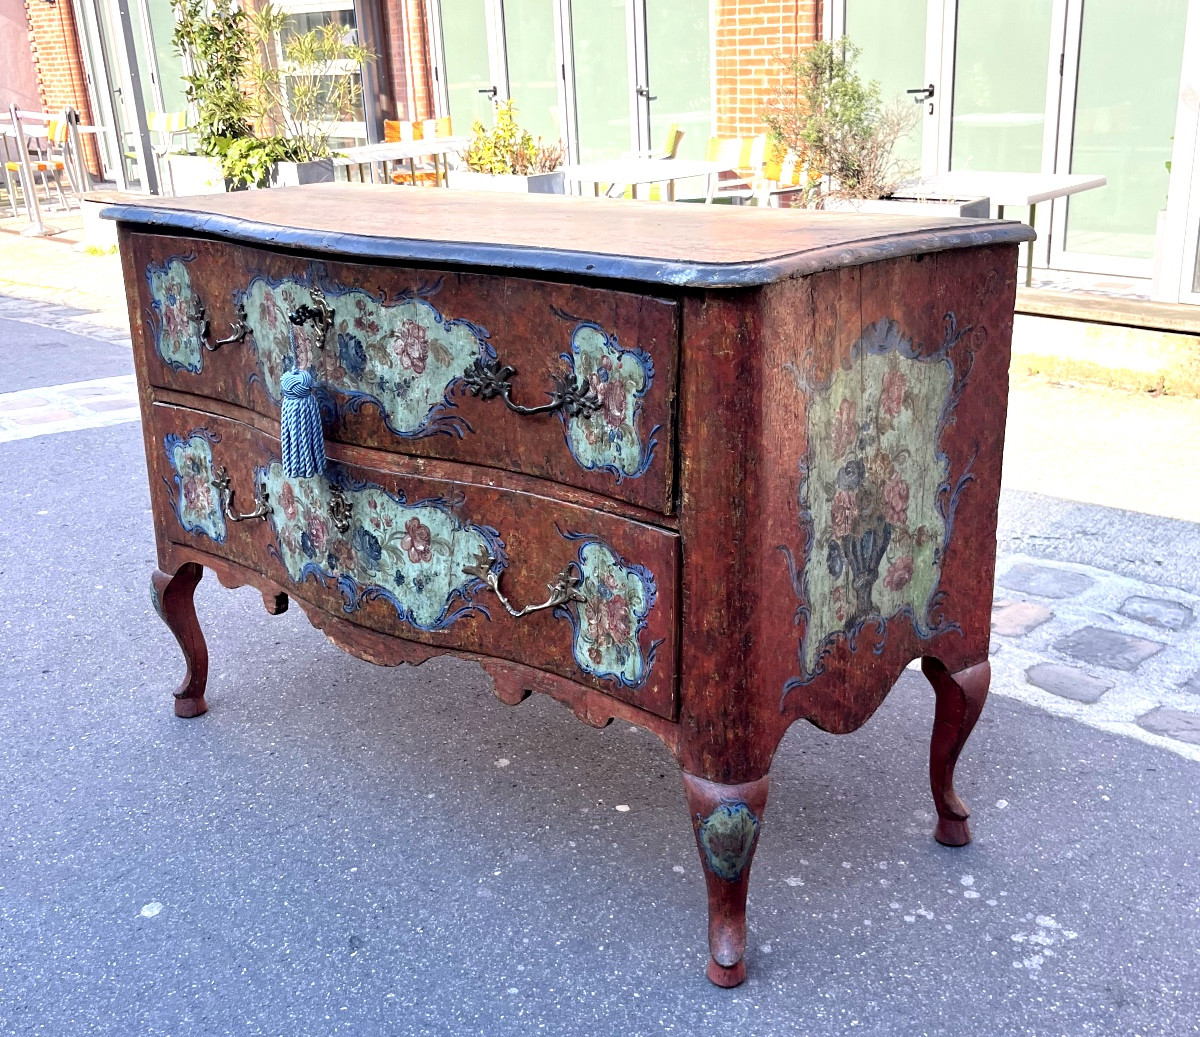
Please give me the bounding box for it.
[441,0,494,131]
[845,0,926,171]
[1064,0,1188,259]
[570,0,631,162]
[645,0,711,161]
[503,0,561,146]
[950,0,1053,173]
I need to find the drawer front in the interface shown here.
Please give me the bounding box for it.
[148,403,679,719]
[130,232,679,514]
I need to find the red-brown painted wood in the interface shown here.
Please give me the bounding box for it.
[146,401,681,720]
[127,232,679,514]
[113,199,1025,987]
[923,657,991,846]
[681,772,770,987]
[150,562,208,718]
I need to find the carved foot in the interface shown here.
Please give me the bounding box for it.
[681,772,770,987]
[261,589,289,615]
[922,658,990,846]
[150,563,209,718]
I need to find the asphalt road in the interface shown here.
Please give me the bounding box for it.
[2,316,1199,1036]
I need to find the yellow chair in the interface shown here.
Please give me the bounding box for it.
[752,141,816,207]
[619,124,685,200]
[388,116,455,186]
[126,112,191,194]
[4,111,71,212]
[704,135,768,203]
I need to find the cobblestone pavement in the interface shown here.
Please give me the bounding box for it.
[990,554,1200,763]
[0,374,139,442]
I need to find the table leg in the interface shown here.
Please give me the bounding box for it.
[1025,202,1037,287]
[151,562,209,718]
[681,771,770,987]
[922,657,990,847]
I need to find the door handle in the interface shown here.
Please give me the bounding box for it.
[906,83,935,103]
[478,86,498,98]
[636,85,657,101]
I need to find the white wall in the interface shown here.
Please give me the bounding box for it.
[0,0,40,113]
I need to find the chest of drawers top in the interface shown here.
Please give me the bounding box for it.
[103,183,1030,288]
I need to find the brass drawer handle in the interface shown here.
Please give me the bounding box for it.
[186,297,251,351]
[327,485,353,533]
[463,548,585,618]
[212,466,270,522]
[460,358,603,419]
[287,286,333,346]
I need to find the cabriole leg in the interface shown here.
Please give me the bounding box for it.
[681,771,770,988]
[922,658,990,847]
[150,562,209,718]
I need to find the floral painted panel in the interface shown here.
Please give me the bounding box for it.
[559,535,659,688]
[562,322,657,481]
[784,316,974,689]
[164,431,226,543]
[243,277,491,439]
[696,803,761,882]
[262,462,505,631]
[146,257,203,373]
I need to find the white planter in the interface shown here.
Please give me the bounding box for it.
[161,154,226,197]
[824,195,991,218]
[79,191,122,250]
[270,158,335,188]
[446,169,565,194]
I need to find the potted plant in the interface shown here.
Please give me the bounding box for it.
[167,0,372,193]
[447,100,566,194]
[763,40,985,216]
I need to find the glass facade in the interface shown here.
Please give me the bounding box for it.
[645,0,712,161]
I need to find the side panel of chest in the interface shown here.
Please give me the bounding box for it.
[126,231,680,514]
[754,246,1018,734]
[146,402,680,720]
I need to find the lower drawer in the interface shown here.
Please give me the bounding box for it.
[147,403,679,719]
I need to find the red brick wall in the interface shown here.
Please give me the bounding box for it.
[714,0,821,137]
[379,0,435,122]
[22,0,100,174]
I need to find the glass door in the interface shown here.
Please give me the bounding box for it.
[835,0,949,175]
[566,0,637,162]
[1051,0,1191,277]
[500,0,563,147]
[643,0,713,162]
[437,0,500,132]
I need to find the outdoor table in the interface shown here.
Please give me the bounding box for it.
[892,172,1107,286]
[334,138,469,187]
[562,157,728,202]
[103,185,1031,987]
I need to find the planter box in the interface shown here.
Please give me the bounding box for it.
[162,154,226,197]
[270,158,335,188]
[825,195,990,219]
[80,190,124,250]
[446,169,565,194]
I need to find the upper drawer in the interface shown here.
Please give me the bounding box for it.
[126,232,679,514]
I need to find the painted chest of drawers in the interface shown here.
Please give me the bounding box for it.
[107,186,1032,986]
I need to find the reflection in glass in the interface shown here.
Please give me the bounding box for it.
[503,0,562,147]
[442,0,495,132]
[571,0,631,162]
[645,0,712,162]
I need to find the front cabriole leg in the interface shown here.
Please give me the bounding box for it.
[150,562,209,718]
[922,657,990,846]
[681,772,770,987]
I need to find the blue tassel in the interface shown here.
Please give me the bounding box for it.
[280,369,326,478]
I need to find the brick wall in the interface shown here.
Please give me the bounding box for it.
[379,0,435,123]
[22,0,100,175]
[714,0,821,137]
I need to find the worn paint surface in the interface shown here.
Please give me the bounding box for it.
[147,257,203,372]
[262,462,504,631]
[560,536,658,688]
[243,278,491,439]
[164,430,226,543]
[787,317,970,683]
[563,323,657,480]
[696,802,761,881]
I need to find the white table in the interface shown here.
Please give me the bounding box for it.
[562,158,728,202]
[892,172,1107,285]
[334,138,469,186]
